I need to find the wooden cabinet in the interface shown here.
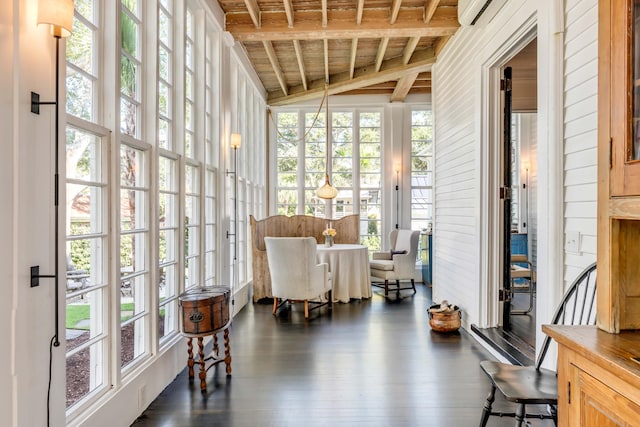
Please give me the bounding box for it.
[598,0,640,333]
[543,326,640,426]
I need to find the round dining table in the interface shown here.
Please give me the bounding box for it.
[316,243,372,303]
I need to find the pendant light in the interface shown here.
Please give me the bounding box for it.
[316,84,338,199]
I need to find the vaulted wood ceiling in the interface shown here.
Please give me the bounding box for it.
[214,0,460,105]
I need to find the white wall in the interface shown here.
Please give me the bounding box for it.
[563,0,598,281]
[0,2,16,424]
[432,0,598,339]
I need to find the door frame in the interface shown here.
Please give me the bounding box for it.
[479,3,566,348]
[479,22,537,328]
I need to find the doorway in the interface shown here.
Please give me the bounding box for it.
[472,35,539,365]
[501,38,538,350]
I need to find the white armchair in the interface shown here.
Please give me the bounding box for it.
[264,237,332,319]
[370,229,420,297]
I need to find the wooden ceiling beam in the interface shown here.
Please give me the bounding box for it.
[356,0,365,25]
[321,0,328,27]
[283,0,294,27]
[390,72,419,102]
[226,9,459,41]
[434,34,451,56]
[424,0,440,24]
[293,40,308,90]
[324,39,329,82]
[267,47,435,105]
[243,0,262,28]
[402,36,421,64]
[390,0,403,24]
[350,38,358,79]
[375,37,389,72]
[263,41,289,96]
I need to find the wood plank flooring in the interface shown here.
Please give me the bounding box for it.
[133,285,554,426]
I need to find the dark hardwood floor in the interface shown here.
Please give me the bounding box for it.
[133,285,554,426]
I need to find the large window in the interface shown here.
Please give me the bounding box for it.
[158,155,179,340]
[410,110,433,231]
[65,0,107,410]
[275,112,299,216]
[120,0,142,137]
[275,109,382,250]
[119,144,150,370]
[358,112,382,249]
[64,0,265,418]
[65,127,109,408]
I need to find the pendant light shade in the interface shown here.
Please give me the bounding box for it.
[37,0,75,38]
[316,84,338,200]
[317,174,339,199]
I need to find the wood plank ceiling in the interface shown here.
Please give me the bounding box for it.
[213,0,460,105]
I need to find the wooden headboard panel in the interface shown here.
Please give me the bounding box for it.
[249,214,359,302]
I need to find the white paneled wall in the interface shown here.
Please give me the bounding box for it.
[433,0,598,331]
[432,0,536,327]
[563,0,598,283]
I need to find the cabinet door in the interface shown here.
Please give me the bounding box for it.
[569,364,640,426]
[609,0,640,196]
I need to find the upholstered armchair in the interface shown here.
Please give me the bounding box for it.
[370,229,420,297]
[264,237,332,319]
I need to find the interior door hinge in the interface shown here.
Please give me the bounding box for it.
[500,79,505,91]
[567,381,571,404]
[499,186,512,200]
[498,289,511,302]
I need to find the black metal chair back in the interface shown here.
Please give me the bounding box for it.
[479,261,597,426]
[535,262,597,370]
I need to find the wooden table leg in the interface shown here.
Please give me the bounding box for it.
[187,337,194,380]
[198,336,206,391]
[213,332,219,357]
[223,327,232,375]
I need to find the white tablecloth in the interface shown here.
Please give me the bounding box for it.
[316,244,372,303]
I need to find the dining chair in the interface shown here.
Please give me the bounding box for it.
[264,237,332,319]
[370,229,420,297]
[510,254,536,314]
[478,262,597,426]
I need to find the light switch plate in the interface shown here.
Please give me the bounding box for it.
[566,231,581,254]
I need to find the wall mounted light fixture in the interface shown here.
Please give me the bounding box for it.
[29,0,75,350]
[394,163,401,229]
[226,133,241,306]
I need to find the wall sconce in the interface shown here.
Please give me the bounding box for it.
[29,0,75,350]
[394,163,401,229]
[226,133,241,306]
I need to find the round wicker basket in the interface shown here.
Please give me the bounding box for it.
[428,305,461,333]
